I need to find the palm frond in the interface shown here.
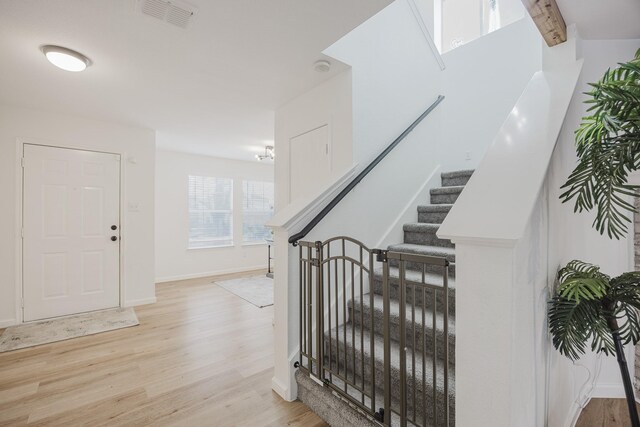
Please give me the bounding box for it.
[548,296,600,360]
[560,49,640,239]
[556,260,609,302]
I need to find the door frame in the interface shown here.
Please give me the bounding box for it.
[14,138,126,324]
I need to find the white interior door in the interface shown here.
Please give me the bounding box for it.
[290,125,331,202]
[23,144,121,322]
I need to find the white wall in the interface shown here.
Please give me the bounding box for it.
[0,104,156,326]
[155,150,274,282]
[546,38,640,427]
[324,0,443,167]
[440,17,542,170]
[274,69,353,211]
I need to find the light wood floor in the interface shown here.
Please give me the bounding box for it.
[576,398,640,427]
[0,272,328,426]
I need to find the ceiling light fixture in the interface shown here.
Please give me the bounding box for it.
[255,145,275,161]
[41,45,92,72]
[313,59,331,73]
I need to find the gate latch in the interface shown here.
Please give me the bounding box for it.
[373,249,387,263]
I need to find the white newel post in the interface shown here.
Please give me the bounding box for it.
[271,226,300,401]
[454,241,515,426]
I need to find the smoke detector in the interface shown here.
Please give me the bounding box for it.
[313,60,331,73]
[139,0,195,29]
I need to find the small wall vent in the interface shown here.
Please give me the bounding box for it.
[139,0,195,29]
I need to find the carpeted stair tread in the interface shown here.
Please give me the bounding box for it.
[372,265,456,290]
[348,294,455,357]
[430,186,465,204]
[371,266,456,316]
[325,323,455,410]
[417,205,453,224]
[350,294,455,329]
[441,170,474,187]
[429,186,464,195]
[387,243,456,263]
[416,204,453,213]
[403,223,440,233]
[440,170,473,179]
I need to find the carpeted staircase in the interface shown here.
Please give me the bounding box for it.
[297,169,474,427]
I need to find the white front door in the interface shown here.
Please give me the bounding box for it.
[23,144,121,322]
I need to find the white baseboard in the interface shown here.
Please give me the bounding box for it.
[592,383,627,398]
[0,318,17,328]
[272,376,294,402]
[124,297,157,307]
[155,265,268,283]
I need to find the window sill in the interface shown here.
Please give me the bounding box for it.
[241,242,268,247]
[187,244,234,250]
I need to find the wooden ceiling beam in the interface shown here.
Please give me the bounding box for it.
[521,0,567,46]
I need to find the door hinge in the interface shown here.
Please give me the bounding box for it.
[21,298,24,308]
[21,228,24,239]
[20,157,25,168]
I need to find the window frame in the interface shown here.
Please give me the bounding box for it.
[241,180,274,244]
[187,175,234,250]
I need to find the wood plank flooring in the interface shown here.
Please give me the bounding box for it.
[0,272,328,426]
[576,398,640,427]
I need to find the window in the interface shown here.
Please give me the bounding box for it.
[188,175,233,248]
[242,180,274,243]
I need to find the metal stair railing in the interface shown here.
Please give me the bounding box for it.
[296,236,451,427]
[288,95,444,247]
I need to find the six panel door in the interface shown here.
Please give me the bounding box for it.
[23,144,121,321]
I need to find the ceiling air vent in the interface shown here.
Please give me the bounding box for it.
[139,0,195,29]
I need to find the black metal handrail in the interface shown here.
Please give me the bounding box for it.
[288,95,445,246]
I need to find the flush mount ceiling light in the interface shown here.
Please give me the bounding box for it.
[255,145,275,161]
[41,45,92,72]
[313,59,331,73]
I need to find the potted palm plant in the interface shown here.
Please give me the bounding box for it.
[551,48,640,425]
[549,261,640,425]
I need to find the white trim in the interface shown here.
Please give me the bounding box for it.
[124,297,157,307]
[241,241,268,247]
[154,265,267,283]
[14,139,24,324]
[186,243,235,250]
[0,318,17,328]
[375,165,441,248]
[271,376,294,402]
[406,0,446,70]
[15,137,127,323]
[447,236,517,248]
[591,383,628,399]
[272,347,300,401]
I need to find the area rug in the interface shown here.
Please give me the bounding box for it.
[215,276,273,308]
[0,307,139,353]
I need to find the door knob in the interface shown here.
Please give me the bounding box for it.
[111,236,118,241]
[111,225,118,230]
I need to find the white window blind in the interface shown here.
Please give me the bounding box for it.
[242,180,274,243]
[188,175,233,248]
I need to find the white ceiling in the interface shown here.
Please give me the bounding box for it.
[556,0,640,40]
[0,0,391,160]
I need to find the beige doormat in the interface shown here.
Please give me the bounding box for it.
[0,307,139,353]
[215,275,273,308]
